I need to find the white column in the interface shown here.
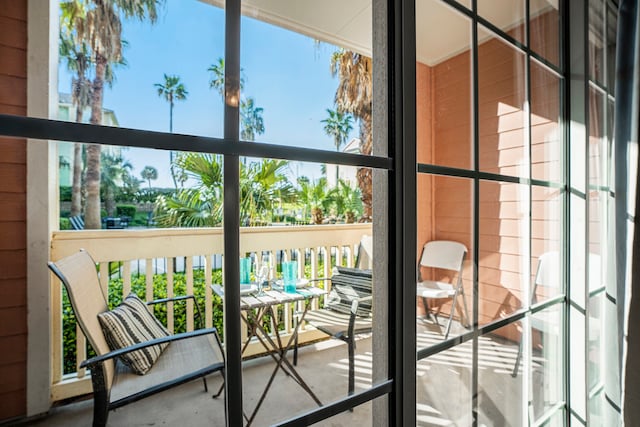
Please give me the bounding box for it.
[26,0,58,416]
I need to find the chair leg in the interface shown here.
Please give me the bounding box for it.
[512,340,523,377]
[421,296,440,328]
[348,338,355,396]
[92,390,109,427]
[293,316,299,366]
[443,292,460,340]
[212,370,225,398]
[460,287,471,328]
[203,377,208,393]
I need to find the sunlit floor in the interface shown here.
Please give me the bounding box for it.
[24,320,551,427]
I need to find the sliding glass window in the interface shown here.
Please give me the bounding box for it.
[415,0,566,425]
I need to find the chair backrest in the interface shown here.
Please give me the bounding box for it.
[355,235,373,270]
[420,240,467,273]
[534,251,561,290]
[48,251,115,389]
[327,266,372,317]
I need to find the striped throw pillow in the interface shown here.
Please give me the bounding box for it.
[98,293,170,375]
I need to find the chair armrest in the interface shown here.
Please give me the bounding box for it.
[80,327,219,369]
[351,295,373,315]
[146,295,197,306]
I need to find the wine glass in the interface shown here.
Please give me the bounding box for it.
[255,254,271,295]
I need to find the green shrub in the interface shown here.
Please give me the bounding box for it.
[59,186,72,202]
[59,218,71,230]
[116,204,137,218]
[132,212,151,226]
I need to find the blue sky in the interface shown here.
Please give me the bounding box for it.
[59,0,356,187]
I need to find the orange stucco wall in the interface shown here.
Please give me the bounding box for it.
[416,12,561,338]
[0,0,28,421]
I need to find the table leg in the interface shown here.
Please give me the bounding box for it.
[245,303,322,425]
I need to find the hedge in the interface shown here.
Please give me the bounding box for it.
[116,204,137,218]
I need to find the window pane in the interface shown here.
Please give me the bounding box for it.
[569,305,587,419]
[531,185,563,304]
[588,292,605,391]
[607,4,617,90]
[58,0,225,137]
[608,99,615,186]
[479,181,529,324]
[531,59,562,182]
[239,1,372,156]
[417,175,473,345]
[478,0,526,44]
[589,87,607,187]
[530,0,562,67]
[478,28,528,178]
[417,342,473,425]
[589,0,605,84]
[530,304,564,422]
[477,322,524,425]
[589,392,605,425]
[569,194,586,307]
[235,158,381,424]
[416,0,473,169]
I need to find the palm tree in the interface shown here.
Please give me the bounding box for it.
[60,3,93,218]
[154,154,293,227]
[240,97,265,142]
[140,165,158,189]
[154,74,188,133]
[321,108,353,184]
[331,49,373,220]
[208,57,264,150]
[240,159,292,224]
[208,57,245,98]
[100,152,133,217]
[65,0,162,228]
[297,177,333,224]
[332,179,362,223]
[154,73,188,187]
[154,153,225,227]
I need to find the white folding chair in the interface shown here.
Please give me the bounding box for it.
[512,251,560,377]
[417,240,470,339]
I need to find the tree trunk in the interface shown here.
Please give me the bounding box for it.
[311,207,324,225]
[335,141,340,186]
[169,100,178,188]
[357,111,373,221]
[85,55,106,229]
[105,186,116,217]
[71,104,84,217]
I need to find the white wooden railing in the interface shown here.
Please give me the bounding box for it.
[49,223,372,402]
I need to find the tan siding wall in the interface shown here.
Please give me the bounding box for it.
[0,0,27,421]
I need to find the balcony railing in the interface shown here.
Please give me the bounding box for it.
[49,223,372,402]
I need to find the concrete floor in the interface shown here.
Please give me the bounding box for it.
[22,320,551,427]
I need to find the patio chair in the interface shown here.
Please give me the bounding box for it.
[296,236,374,396]
[69,215,84,230]
[417,240,470,339]
[48,250,226,427]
